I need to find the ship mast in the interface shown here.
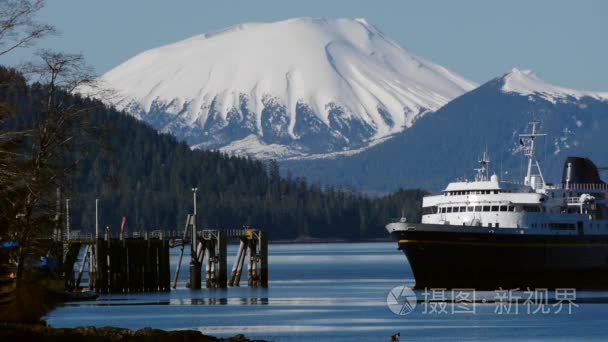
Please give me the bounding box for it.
[475,150,490,182]
[520,121,546,188]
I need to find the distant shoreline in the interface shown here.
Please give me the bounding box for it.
[269,237,392,244]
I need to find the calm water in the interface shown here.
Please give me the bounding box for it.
[47,242,608,341]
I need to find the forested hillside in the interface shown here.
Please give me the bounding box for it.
[0,67,424,240]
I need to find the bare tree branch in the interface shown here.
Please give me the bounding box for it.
[0,0,55,56]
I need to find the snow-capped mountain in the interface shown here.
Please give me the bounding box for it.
[282,69,608,192]
[502,68,608,103]
[97,17,476,159]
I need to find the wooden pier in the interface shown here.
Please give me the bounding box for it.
[63,225,269,293]
[59,192,269,293]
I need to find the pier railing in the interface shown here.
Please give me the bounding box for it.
[53,228,261,243]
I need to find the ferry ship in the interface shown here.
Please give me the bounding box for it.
[387,122,608,289]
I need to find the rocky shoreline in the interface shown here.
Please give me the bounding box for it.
[0,323,265,342]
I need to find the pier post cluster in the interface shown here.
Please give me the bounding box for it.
[65,233,171,293]
[93,235,171,293]
[229,229,268,288]
[175,213,269,290]
[189,229,227,289]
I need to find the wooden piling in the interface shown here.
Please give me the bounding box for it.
[217,230,227,289]
[95,239,108,293]
[259,231,268,288]
[247,239,255,287]
[229,239,245,286]
[158,240,171,291]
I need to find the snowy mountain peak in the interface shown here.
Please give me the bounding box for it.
[501,68,608,103]
[96,17,476,159]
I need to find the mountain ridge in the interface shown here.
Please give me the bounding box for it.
[281,68,608,192]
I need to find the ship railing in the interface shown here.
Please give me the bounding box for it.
[549,183,608,192]
[566,197,582,205]
[501,181,608,192]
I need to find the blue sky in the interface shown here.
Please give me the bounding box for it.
[2,0,606,90]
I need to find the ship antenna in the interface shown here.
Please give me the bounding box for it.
[519,121,547,188]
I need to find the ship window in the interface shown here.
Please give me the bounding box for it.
[523,205,541,213]
[453,207,460,213]
[475,206,482,211]
[496,223,500,228]
[467,206,474,212]
[548,223,575,230]
[447,207,453,213]
[499,206,507,212]
[491,206,499,212]
[483,206,491,212]
[488,223,492,227]
[423,206,437,215]
[508,206,515,212]
[494,190,499,194]
[460,206,466,212]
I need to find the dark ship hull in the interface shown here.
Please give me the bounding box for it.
[391,227,608,290]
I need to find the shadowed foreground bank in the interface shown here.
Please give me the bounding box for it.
[0,323,265,342]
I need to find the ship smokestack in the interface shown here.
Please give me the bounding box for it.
[561,157,605,185]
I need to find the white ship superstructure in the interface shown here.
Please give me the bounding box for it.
[410,122,608,235]
[387,121,608,289]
